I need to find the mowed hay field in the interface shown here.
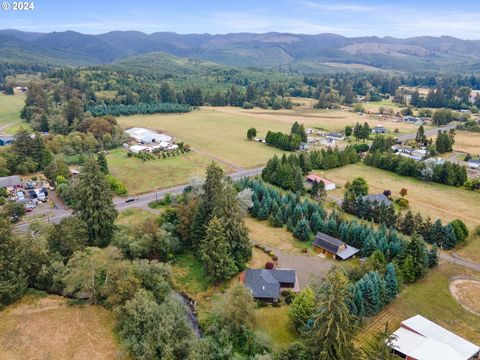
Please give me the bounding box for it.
[452,131,480,155]
[0,94,25,131]
[116,107,421,169]
[359,263,480,346]
[0,295,125,360]
[107,148,232,194]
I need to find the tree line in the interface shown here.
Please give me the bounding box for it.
[264,121,307,151]
[364,151,468,187]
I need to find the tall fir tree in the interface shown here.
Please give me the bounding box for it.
[74,157,118,247]
[97,152,109,174]
[384,263,398,302]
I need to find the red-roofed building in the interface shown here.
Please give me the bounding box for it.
[306,174,336,191]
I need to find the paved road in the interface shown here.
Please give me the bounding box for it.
[15,167,264,231]
[395,124,457,142]
[440,252,480,272]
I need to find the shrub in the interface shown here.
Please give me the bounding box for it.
[0,197,6,205]
[395,197,409,209]
[272,255,278,261]
[265,261,274,269]
[383,190,392,197]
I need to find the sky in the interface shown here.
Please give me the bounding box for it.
[1,0,480,39]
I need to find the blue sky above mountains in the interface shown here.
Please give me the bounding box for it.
[1,0,479,38]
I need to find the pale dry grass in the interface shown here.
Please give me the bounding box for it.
[0,295,125,360]
[449,279,480,316]
[452,131,480,155]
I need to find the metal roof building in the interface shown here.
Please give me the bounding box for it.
[0,175,21,189]
[244,269,297,302]
[125,127,172,144]
[390,315,480,360]
[312,232,359,260]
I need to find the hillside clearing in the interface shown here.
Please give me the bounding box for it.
[0,295,124,360]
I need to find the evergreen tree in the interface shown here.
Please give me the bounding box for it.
[200,216,237,282]
[402,255,416,283]
[405,234,429,281]
[400,210,415,235]
[351,283,365,318]
[289,286,316,331]
[74,157,118,246]
[306,268,358,359]
[428,245,440,268]
[384,263,398,302]
[294,219,311,241]
[97,152,109,174]
[415,125,427,145]
[359,272,381,316]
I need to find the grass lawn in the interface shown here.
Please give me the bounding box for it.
[358,262,480,346]
[255,305,297,349]
[107,148,232,194]
[362,99,403,113]
[0,93,25,132]
[245,217,310,254]
[320,163,480,229]
[116,208,157,226]
[0,294,125,360]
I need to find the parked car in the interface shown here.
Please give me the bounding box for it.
[25,203,35,210]
[28,189,37,198]
[25,181,35,190]
[125,197,135,203]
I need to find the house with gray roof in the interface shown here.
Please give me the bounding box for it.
[363,193,392,206]
[0,135,14,146]
[0,175,21,189]
[313,232,359,260]
[243,269,298,302]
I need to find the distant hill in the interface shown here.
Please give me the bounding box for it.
[1,29,480,72]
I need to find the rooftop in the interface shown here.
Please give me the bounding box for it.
[364,193,392,206]
[244,269,296,300]
[391,315,479,360]
[0,175,21,188]
[125,127,172,143]
[306,174,335,186]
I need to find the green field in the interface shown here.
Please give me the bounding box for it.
[0,94,25,133]
[359,263,480,346]
[107,148,232,194]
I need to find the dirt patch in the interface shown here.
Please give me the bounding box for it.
[449,278,480,316]
[0,295,125,360]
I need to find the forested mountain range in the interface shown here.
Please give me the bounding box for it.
[1,29,480,72]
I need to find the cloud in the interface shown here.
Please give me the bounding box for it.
[294,1,379,12]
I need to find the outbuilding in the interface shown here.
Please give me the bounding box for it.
[389,315,480,360]
[0,175,21,190]
[0,135,14,146]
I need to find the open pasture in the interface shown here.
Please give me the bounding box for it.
[107,148,232,194]
[0,295,123,360]
[0,94,25,132]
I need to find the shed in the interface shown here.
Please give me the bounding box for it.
[390,315,480,360]
[0,135,14,146]
[312,232,359,260]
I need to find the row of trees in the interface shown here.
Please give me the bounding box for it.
[435,129,455,153]
[264,122,307,151]
[261,146,360,192]
[364,151,468,187]
[87,102,192,117]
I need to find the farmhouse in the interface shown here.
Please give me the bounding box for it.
[125,127,172,144]
[389,315,480,360]
[363,193,392,206]
[306,174,336,190]
[243,268,298,302]
[0,135,14,146]
[372,125,387,134]
[468,159,480,169]
[312,232,359,260]
[0,175,21,190]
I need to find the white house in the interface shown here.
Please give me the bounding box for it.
[389,315,480,360]
[306,174,336,191]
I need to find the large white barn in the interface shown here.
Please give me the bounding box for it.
[125,127,172,144]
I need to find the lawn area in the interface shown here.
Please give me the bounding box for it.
[245,217,310,254]
[362,99,403,113]
[0,93,25,132]
[358,262,480,346]
[320,163,480,229]
[255,305,297,350]
[0,294,125,360]
[116,208,157,226]
[107,148,232,194]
